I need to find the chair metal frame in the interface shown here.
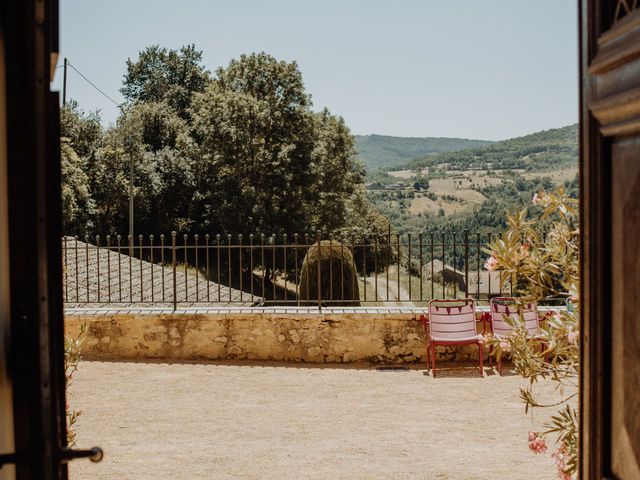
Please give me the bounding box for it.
[488,297,544,374]
[420,298,485,377]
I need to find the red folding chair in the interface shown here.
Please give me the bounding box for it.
[420,299,485,377]
[489,297,544,374]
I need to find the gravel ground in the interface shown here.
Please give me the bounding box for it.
[69,361,560,480]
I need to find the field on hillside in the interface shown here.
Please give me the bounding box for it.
[375,167,577,219]
[407,193,480,216]
[523,166,578,184]
[387,170,413,179]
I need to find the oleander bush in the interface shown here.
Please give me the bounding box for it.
[484,186,579,479]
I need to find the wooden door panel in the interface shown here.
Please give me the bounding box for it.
[610,138,640,478]
[583,1,640,477]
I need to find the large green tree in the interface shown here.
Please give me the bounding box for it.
[90,101,197,234]
[189,52,365,235]
[121,44,210,119]
[61,137,95,232]
[60,102,101,232]
[68,48,382,243]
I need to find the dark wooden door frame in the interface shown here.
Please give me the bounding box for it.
[0,0,69,478]
[579,1,610,476]
[580,0,640,478]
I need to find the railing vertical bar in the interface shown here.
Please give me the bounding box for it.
[96,235,101,303]
[261,234,265,302]
[172,231,177,310]
[396,233,401,301]
[184,234,189,302]
[441,231,446,299]
[487,233,492,300]
[386,224,390,302]
[282,234,287,302]
[328,235,333,303]
[362,236,366,303]
[139,235,143,302]
[407,233,412,301]
[293,234,298,303]
[74,236,79,302]
[419,233,423,302]
[195,234,199,302]
[228,234,233,303]
[239,234,243,303]
[476,232,481,300]
[430,233,434,300]
[117,235,122,302]
[340,235,345,302]
[150,235,155,302]
[272,234,276,302]
[452,232,457,298]
[217,235,222,302]
[374,237,378,302]
[85,235,90,302]
[249,234,254,302]
[304,234,310,303]
[128,235,133,302]
[351,235,356,304]
[106,235,111,302]
[316,231,321,308]
[206,234,210,302]
[161,234,165,302]
[464,230,469,297]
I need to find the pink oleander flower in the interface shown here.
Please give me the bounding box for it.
[567,330,579,346]
[533,191,550,206]
[552,447,571,479]
[484,256,498,271]
[528,432,547,454]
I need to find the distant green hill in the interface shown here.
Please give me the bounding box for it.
[398,124,578,172]
[355,134,494,171]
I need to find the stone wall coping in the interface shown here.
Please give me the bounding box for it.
[64,305,565,316]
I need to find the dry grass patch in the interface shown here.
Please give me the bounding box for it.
[522,166,578,184]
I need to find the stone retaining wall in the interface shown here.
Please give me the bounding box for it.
[65,310,491,364]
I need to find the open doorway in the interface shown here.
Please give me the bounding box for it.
[55,2,580,479]
[1,1,639,479]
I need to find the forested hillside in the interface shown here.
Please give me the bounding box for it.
[365,123,579,259]
[355,134,493,170]
[398,124,578,172]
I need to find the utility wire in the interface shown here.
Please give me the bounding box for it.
[60,61,121,107]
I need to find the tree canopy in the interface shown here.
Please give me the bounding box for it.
[121,44,210,119]
[62,48,384,241]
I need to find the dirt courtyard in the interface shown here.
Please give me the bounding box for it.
[69,361,561,480]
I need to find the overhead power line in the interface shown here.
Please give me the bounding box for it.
[59,60,121,107]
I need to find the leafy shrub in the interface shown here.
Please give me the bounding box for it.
[65,324,86,446]
[484,187,579,479]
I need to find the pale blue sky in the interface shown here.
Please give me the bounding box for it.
[52,0,578,141]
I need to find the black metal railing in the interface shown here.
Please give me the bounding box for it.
[62,230,510,308]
